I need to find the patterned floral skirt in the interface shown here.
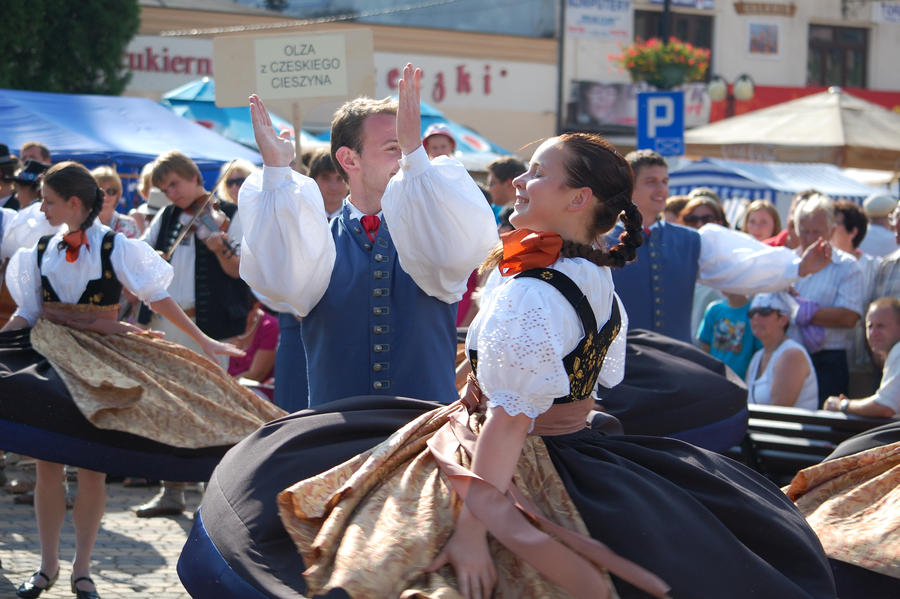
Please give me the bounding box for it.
[0,321,286,481]
[187,395,837,599]
[785,422,900,597]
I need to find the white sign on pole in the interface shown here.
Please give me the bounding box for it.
[253,35,349,99]
[565,0,632,42]
[873,1,900,23]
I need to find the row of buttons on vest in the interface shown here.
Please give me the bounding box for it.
[649,241,663,329]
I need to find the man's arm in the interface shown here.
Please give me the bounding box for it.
[810,306,859,328]
[382,65,498,303]
[823,394,896,418]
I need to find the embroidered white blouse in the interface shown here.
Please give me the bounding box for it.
[237,146,499,317]
[0,202,61,261]
[466,257,627,421]
[7,224,173,326]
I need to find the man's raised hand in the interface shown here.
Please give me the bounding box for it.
[397,64,423,156]
[249,94,294,167]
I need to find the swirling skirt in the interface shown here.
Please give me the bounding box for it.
[0,325,285,481]
[180,395,836,599]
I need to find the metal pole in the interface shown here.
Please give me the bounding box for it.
[556,0,566,134]
[659,0,671,40]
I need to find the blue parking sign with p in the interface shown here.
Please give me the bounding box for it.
[637,91,684,156]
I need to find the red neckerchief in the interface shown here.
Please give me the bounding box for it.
[361,214,380,242]
[63,230,89,263]
[497,229,563,276]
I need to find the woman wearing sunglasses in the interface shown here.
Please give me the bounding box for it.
[746,291,819,410]
[215,159,257,204]
[90,167,140,239]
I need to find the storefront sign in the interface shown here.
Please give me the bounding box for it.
[873,1,900,23]
[564,0,633,42]
[649,0,714,9]
[734,2,797,16]
[375,53,556,112]
[124,35,214,92]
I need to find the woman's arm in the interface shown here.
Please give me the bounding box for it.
[231,348,275,381]
[149,297,244,363]
[769,348,811,407]
[428,406,532,599]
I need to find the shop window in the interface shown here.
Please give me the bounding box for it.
[807,25,867,87]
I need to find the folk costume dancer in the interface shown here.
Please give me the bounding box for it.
[136,150,255,517]
[0,162,282,599]
[239,64,498,406]
[178,132,835,599]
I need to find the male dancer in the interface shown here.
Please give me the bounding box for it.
[240,64,497,406]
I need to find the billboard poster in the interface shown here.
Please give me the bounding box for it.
[565,0,633,42]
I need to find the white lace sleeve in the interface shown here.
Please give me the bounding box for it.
[110,234,173,303]
[238,167,336,317]
[382,146,499,303]
[6,245,43,326]
[476,280,574,420]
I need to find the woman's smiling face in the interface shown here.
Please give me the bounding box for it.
[509,138,575,234]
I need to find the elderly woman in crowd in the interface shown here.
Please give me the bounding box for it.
[746,292,819,410]
[215,159,257,204]
[91,166,140,239]
[742,199,781,241]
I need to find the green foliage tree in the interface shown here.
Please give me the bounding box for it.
[0,0,140,95]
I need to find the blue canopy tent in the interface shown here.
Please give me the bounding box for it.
[160,78,326,153]
[0,88,262,210]
[669,158,882,226]
[316,99,512,172]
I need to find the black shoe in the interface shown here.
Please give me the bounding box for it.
[16,568,59,599]
[71,575,101,599]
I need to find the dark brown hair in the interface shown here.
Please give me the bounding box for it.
[834,199,868,249]
[43,161,103,236]
[481,133,642,273]
[330,97,397,182]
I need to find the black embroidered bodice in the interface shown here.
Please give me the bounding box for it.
[36,230,122,306]
[469,267,622,404]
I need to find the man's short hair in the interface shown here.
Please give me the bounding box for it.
[869,297,900,325]
[20,141,51,162]
[308,148,338,180]
[794,192,835,232]
[487,156,526,183]
[151,150,202,188]
[625,149,667,176]
[330,97,398,181]
[834,200,869,249]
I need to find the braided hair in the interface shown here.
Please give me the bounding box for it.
[43,161,104,251]
[480,133,642,274]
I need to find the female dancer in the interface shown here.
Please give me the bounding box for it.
[2,162,283,599]
[180,70,834,599]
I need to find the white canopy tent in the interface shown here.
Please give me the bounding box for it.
[684,88,900,172]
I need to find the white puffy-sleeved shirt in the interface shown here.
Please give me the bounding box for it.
[7,224,173,326]
[238,146,499,317]
[466,257,627,422]
[0,202,61,261]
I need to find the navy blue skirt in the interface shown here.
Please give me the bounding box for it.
[179,395,835,599]
[0,328,229,481]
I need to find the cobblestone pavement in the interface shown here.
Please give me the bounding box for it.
[0,459,201,599]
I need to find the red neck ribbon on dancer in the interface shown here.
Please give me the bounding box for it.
[361,214,380,242]
[498,229,563,276]
[63,230,89,263]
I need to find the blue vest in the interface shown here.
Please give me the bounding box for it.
[301,204,458,406]
[609,219,701,343]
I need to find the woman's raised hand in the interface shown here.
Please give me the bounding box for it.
[249,94,294,168]
[397,63,423,156]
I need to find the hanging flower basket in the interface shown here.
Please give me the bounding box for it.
[609,37,710,89]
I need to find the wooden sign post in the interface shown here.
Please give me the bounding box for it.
[214,29,375,161]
